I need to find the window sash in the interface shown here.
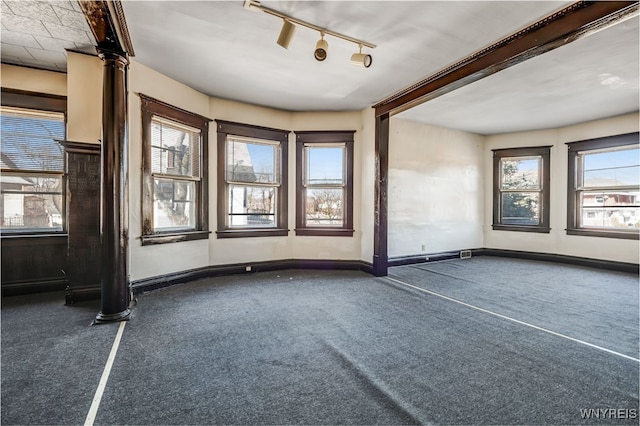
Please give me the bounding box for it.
[304,187,344,227]
[151,118,201,179]
[577,189,639,231]
[1,171,64,232]
[152,177,196,232]
[303,144,346,187]
[499,156,542,191]
[227,183,277,228]
[1,106,65,173]
[577,146,640,189]
[226,136,280,185]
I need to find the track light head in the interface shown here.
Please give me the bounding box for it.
[351,44,372,68]
[314,32,328,61]
[277,19,296,49]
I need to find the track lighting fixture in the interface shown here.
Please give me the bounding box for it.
[244,0,375,67]
[351,44,372,68]
[276,18,296,49]
[314,32,328,61]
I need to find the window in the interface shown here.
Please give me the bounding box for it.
[567,132,639,240]
[140,94,211,245]
[295,131,355,237]
[1,91,66,234]
[216,120,289,238]
[492,146,551,233]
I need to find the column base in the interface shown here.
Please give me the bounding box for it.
[94,308,131,324]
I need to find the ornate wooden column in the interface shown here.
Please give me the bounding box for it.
[95,48,130,323]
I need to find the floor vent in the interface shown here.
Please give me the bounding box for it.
[460,250,472,259]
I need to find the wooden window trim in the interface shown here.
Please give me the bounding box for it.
[566,132,639,240]
[492,146,551,233]
[216,120,289,238]
[1,89,67,236]
[140,94,211,245]
[295,130,355,237]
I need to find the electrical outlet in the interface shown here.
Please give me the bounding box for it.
[460,250,472,259]
[245,266,252,272]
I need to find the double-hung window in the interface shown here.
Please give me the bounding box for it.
[492,146,551,233]
[567,132,639,240]
[140,94,211,245]
[1,91,66,234]
[216,120,289,238]
[295,131,355,237]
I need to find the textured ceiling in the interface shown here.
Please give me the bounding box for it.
[1,0,95,72]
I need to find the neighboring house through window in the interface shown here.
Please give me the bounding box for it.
[216,120,289,238]
[295,130,355,237]
[567,132,639,240]
[1,90,66,234]
[140,94,211,245]
[492,146,551,233]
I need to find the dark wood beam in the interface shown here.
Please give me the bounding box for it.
[79,0,135,56]
[373,1,638,117]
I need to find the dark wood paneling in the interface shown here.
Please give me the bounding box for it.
[1,235,68,296]
[61,142,102,304]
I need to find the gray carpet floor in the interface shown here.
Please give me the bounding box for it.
[2,258,638,425]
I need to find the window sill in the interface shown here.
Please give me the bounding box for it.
[295,228,355,237]
[216,229,289,239]
[141,230,210,246]
[566,228,639,240]
[1,232,68,240]
[492,224,550,234]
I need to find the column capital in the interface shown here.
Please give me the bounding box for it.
[97,48,129,67]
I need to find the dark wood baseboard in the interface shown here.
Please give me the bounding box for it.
[65,285,101,305]
[477,249,639,274]
[1,278,68,297]
[131,259,373,295]
[390,248,638,274]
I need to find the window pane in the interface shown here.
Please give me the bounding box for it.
[228,185,276,227]
[500,157,540,190]
[151,119,200,178]
[1,174,63,231]
[306,146,344,185]
[1,107,65,172]
[153,178,195,231]
[227,138,278,184]
[580,191,640,229]
[501,192,539,225]
[305,188,344,226]
[582,147,640,188]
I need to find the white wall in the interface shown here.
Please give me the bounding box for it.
[484,112,639,264]
[388,117,485,257]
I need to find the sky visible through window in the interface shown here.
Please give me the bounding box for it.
[583,147,640,186]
